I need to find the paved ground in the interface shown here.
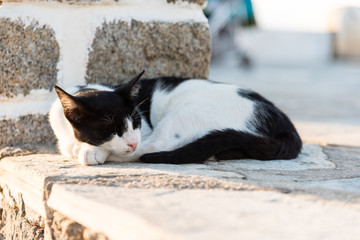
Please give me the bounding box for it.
[1,55,360,239]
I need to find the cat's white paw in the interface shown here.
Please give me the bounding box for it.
[77,144,109,165]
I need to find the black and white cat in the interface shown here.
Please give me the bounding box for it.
[49,70,302,165]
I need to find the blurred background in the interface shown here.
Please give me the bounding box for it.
[206,0,360,65]
[205,0,360,146]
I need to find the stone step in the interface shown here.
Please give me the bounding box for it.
[1,143,360,239]
[48,184,360,240]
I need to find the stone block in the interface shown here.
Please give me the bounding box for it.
[0,114,56,149]
[86,20,211,84]
[0,18,59,98]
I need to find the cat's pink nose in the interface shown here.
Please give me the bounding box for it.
[127,142,138,151]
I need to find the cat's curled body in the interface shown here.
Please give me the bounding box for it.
[49,71,302,165]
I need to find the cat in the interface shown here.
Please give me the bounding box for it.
[49,70,302,165]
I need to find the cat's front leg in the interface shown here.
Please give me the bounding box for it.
[76,143,110,165]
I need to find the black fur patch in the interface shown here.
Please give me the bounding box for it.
[140,127,301,164]
[157,77,189,92]
[237,89,273,105]
[237,89,301,141]
[134,79,157,128]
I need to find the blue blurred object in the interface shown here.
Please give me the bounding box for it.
[205,0,255,67]
[205,0,255,35]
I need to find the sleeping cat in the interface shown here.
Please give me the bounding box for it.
[49,70,302,165]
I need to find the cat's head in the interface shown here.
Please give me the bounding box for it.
[55,70,144,157]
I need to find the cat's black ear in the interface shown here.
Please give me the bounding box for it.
[115,70,144,100]
[54,86,87,123]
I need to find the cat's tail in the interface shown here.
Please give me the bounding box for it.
[139,129,302,164]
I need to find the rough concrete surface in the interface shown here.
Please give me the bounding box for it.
[86,20,211,85]
[0,146,33,159]
[50,211,109,240]
[236,145,360,201]
[0,185,44,240]
[0,114,56,148]
[0,18,59,98]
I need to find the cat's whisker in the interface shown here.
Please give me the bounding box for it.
[102,114,113,124]
[138,110,150,114]
[136,109,150,114]
[131,98,149,117]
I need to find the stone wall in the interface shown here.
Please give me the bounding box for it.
[0,0,211,148]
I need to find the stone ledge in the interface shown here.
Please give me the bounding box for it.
[48,185,173,240]
[0,154,256,239]
[1,144,360,239]
[47,184,360,240]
